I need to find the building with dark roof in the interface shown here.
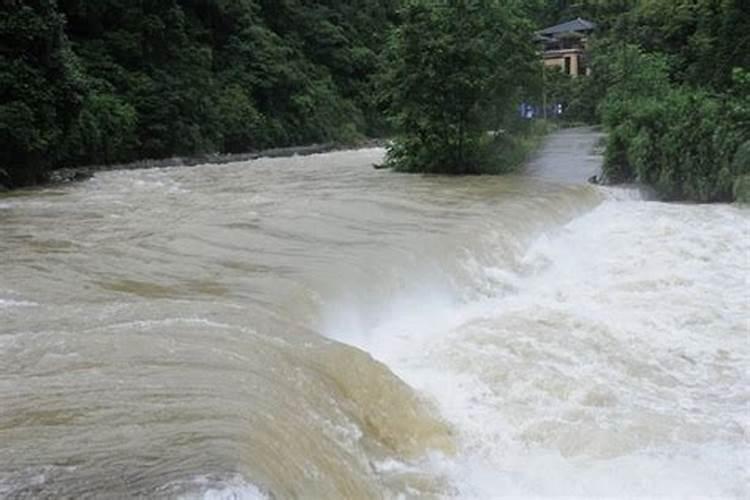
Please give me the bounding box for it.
[537,18,596,76]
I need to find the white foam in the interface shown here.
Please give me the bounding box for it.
[596,184,653,201]
[0,298,37,308]
[175,475,268,500]
[332,199,750,498]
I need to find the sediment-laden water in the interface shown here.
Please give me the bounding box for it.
[1,131,748,498]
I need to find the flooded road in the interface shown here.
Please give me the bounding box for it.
[1,129,748,498]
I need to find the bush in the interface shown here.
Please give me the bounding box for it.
[216,84,266,153]
[600,46,750,201]
[733,142,750,202]
[64,93,138,165]
[603,89,747,201]
[482,119,556,174]
[734,176,750,203]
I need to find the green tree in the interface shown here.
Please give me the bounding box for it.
[64,92,138,165]
[382,0,536,174]
[0,0,86,187]
[622,0,750,91]
[2,0,405,183]
[58,0,400,160]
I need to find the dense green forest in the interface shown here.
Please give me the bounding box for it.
[1,0,399,188]
[1,0,749,199]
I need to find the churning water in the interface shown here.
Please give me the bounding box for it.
[0,130,748,498]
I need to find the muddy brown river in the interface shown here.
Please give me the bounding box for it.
[1,129,748,498]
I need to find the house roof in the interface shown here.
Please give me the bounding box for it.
[538,18,596,36]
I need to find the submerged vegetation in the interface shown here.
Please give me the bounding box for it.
[1,0,748,199]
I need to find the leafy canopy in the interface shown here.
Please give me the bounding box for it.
[1,0,401,187]
[382,0,536,174]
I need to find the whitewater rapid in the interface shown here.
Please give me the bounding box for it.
[335,195,749,498]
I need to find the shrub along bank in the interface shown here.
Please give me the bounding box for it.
[600,48,750,202]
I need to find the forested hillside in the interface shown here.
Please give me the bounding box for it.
[2,0,748,198]
[1,0,399,188]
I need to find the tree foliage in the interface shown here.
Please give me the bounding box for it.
[3,0,746,194]
[382,0,536,174]
[531,0,750,201]
[1,0,400,187]
[0,0,85,187]
[599,46,750,201]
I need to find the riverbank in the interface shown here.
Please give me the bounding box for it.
[39,139,388,189]
[1,140,386,192]
[1,123,558,192]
